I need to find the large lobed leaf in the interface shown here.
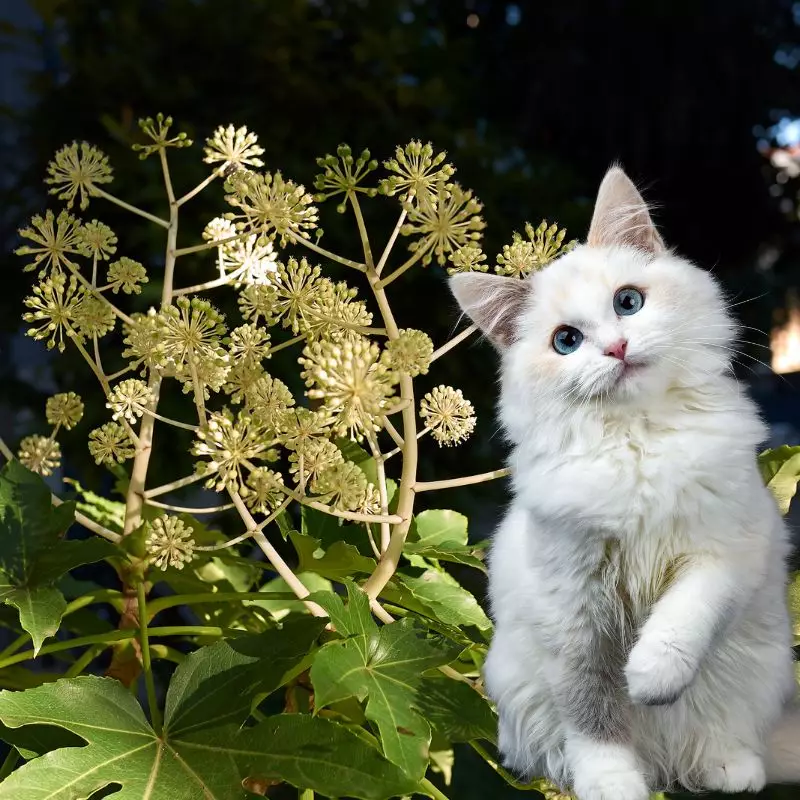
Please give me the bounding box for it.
[758,446,800,514]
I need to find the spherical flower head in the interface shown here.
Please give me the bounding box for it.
[203,216,237,246]
[18,435,61,476]
[157,297,228,383]
[299,335,397,440]
[269,258,332,335]
[288,437,344,486]
[228,323,272,365]
[244,373,295,429]
[313,144,378,203]
[45,142,113,210]
[277,407,330,450]
[224,169,319,245]
[380,140,455,199]
[312,461,370,512]
[16,209,82,276]
[183,354,231,400]
[495,221,576,278]
[23,272,85,352]
[107,257,148,295]
[88,422,136,465]
[122,311,167,374]
[223,359,266,405]
[401,181,486,266]
[448,243,488,276]
[73,295,116,339]
[419,385,477,447]
[46,392,84,430]
[76,220,118,261]
[191,408,272,493]
[238,284,279,327]
[304,280,373,342]
[384,329,433,377]
[132,114,192,159]
[242,467,285,515]
[145,515,195,571]
[357,483,382,516]
[204,124,264,169]
[225,235,279,286]
[107,379,154,424]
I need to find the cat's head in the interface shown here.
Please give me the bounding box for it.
[449,166,735,432]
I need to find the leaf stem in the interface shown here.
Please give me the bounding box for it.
[64,643,107,677]
[414,468,510,492]
[287,231,367,272]
[418,777,452,800]
[194,496,292,551]
[137,581,162,735]
[145,499,234,515]
[0,749,20,782]
[93,187,170,229]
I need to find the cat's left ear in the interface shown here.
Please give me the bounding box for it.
[449,272,531,349]
[587,165,665,254]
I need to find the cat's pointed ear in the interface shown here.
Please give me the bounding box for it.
[449,273,531,349]
[587,165,665,254]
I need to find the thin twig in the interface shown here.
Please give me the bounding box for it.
[144,469,214,499]
[430,324,478,363]
[145,498,234,514]
[414,468,510,492]
[375,205,407,277]
[93,187,170,229]
[287,231,367,272]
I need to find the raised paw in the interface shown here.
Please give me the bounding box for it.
[702,749,766,794]
[624,635,696,706]
[573,766,651,800]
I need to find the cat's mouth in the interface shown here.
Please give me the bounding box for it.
[614,359,647,383]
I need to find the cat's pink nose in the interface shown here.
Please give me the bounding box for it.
[605,339,628,360]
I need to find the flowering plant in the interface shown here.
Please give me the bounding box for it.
[0,116,647,800]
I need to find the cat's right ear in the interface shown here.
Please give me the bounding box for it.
[449,273,531,349]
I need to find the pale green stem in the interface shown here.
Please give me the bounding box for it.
[137,581,162,735]
[300,790,314,800]
[107,363,136,381]
[384,427,429,460]
[93,187,170,229]
[144,468,216,499]
[173,230,251,256]
[159,149,176,205]
[267,334,305,356]
[65,262,135,325]
[349,194,374,268]
[430,323,478,363]
[375,204,408,276]
[145,498,234,515]
[0,750,20,782]
[65,643,107,678]
[383,398,411,416]
[173,267,244,297]
[148,644,186,663]
[287,231,367,272]
[418,777,452,800]
[135,406,199,432]
[366,431,391,554]
[382,416,404,449]
[147,591,297,618]
[469,741,539,791]
[414,468,510,492]
[277,484,402,525]
[195,496,292,551]
[188,358,207,423]
[175,167,223,207]
[374,242,431,289]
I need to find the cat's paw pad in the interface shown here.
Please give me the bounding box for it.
[702,749,766,793]
[573,767,650,800]
[624,636,696,706]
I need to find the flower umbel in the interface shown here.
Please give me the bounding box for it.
[384,329,433,377]
[312,461,372,512]
[18,435,61,476]
[132,113,192,159]
[88,422,136,465]
[242,468,285,515]
[314,144,378,207]
[448,243,488,275]
[73,295,116,339]
[107,379,154,424]
[23,273,85,352]
[245,373,295,429]
[46,392,84,430]
[380,140,455,200]
[289,437,344,487]
[45,142,113,210]
[145,515,195,571]
[122,311,166,374]
[16,210,83,276]
[204,124,264,169]
[107,257,148,295]
[228,323,272,365]
[495,220,576,278]
[76,220,118,261]
[419,385,477,446]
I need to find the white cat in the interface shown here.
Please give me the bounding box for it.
[450,167,800,799]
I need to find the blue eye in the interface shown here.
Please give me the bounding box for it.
[552,326,584,355]
[613,287,644,316]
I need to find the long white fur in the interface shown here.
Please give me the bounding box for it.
[451,168,800,799]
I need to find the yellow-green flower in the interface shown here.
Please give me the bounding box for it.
[420,385,476,446]
[204,124,264,168]
[16,209,83,275]
[18,435,61,476]
[88,422,136,464]
[145,515,195,571]
[182,354,231,400]
[269,258,333,335]
[107,257,148,294]
[45,142,113,209]
[495,221,576,278]
[228,323,272,365]
[242,467,285,514]
[300,335,396,439]
[314,144,378,205]
[384,329,433,377]
[288,437,343,486]
[73,295,116,339]
[245,373,295,429]
[46,392,84,430]
[132,113,192,159]
[278,407,330,450]
[238,284,279,326]
[76,220,118,261]
[312,461,369,511]
[401,181,486,266]
[448,243,488,275]
[122,311,166,374]
[224,235,279,286]
[23,273,85,352]
[304,280,372,341]
[191,409,273,492]
[107,379,154,424]
[223,359,266,405]
[224,169,319,245]
[380,140,455,199]
[203,216,237,245]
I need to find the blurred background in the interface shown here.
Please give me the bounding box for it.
[1,0,800,796]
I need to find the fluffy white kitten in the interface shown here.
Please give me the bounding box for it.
[450,167,800,799]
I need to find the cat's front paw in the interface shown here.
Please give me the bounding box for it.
[702,749,766,793]
[624,635,696,706]
[572,767,650,800]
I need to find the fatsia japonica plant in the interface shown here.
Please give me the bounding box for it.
[0,116,798,800]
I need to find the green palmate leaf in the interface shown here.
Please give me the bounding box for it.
[0,677,417,800]
[310,602,460,781]
[164,616,325,736]
[308,581,374,637]
[0,462,118,654]
[63,477,125,534]
[758,446,800,515]
[248,572,332,621]
[416,677,497,743]
[389,570,492,632]
[413,509,468,546]
[290,530,376,581]
[404,541,487,573]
